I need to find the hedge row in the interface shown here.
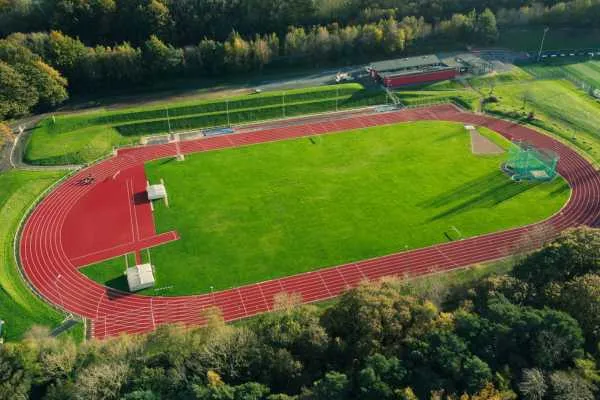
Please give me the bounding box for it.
[116,90,387,136]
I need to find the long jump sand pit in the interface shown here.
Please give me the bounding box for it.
[467,125,505,155]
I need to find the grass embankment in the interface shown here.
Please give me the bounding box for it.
[484,79,600,162]
[0,170,68,341]
[395,89,480,110]
[82,121,569,296]
[25,83,387,166]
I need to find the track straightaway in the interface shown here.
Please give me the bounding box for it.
[19,105,600,339]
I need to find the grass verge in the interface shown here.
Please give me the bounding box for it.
[0,170,68,341]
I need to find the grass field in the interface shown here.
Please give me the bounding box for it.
[0,170,68,341]
[82,121,569,296]
[484,79,600,162]
[25,83,387,166]
[523,59,600,87]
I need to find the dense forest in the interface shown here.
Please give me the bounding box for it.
[1,227,599,400]
[1,0,599,46]
[0,0,599,121]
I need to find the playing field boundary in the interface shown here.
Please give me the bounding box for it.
[18,104,600,339]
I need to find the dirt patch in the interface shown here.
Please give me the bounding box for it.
[469,129,504,155]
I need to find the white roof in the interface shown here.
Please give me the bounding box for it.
[126,263,155,291]
[464,125,476,130]
[147,184,166,200]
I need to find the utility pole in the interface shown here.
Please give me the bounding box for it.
[537,27,550,61]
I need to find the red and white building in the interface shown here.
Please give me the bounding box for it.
[369,55,458,88]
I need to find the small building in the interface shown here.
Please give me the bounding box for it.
[126,264,156,292]
[454,54,494,75]
[369,55,458,88]
[147,183,167,201]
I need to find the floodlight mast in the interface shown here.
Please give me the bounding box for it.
[537,27,550,61]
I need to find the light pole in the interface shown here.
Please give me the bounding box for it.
[537,27,550,61]
[210,285,215,304]
[166,107,172,137]
[226,100,230,126]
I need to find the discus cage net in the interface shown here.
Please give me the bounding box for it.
[503,141,559,181]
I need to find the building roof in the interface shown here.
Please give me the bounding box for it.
[377,65,455,79]
[147,184,166,200]
[126,264,155,292]
[455,53,490,67]
[370,55,442,72]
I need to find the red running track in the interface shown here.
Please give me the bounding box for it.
[19,105,600,339]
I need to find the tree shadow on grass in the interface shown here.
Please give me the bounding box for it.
[420,171,507,208]
[433,129,461,142]
[550,181,570,196]
[421,171,541,221]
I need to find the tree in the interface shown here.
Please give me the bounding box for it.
[224,31,252,72]
[0,38,67,108]
[358,354,407,399]
[251,35,274,70]
[513,227,600,300]
[358,24,383,54]
[518,368,547,400]
[0,61,37,119]
[46,30,88,75]
[551,274,600,346]
[284,27,307,57]
[379,17,405,54]
[0,121,12,147]
[0,344,31,400]
[72,362,130,399]
[143,35,183,77]
[321,283,438,363]
[122,390,160,400]
[308,371,349,400]
[548,370,595,400]
[51,0,116,43]
[475,9,499,44]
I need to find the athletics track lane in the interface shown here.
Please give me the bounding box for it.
[19,104,600,338]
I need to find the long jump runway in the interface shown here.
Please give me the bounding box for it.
[19,104,600,339]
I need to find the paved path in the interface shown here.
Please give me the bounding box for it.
[19,104,600,339]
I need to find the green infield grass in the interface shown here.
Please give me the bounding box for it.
[25,83,386,166]
[0,170,68,341]
[82,121,569,296]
